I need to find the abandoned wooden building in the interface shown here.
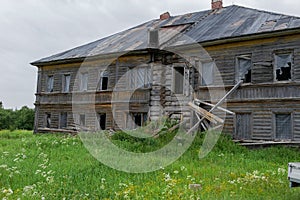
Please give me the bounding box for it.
[31,0,300,141]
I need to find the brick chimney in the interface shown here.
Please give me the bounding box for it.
[211,0,223,10]
[160,12,170,20]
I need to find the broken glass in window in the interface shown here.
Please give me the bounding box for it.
[237,55,251,83]
[275,53,292,81]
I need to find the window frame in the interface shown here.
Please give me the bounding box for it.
[172,66,185,95]
[79,72,88,92]
[235,112,252,140]
[59,112,68,129]
[79,114,86,127]
[273,50,294,82]
[235,54,252,84]
[47,75,54,93]
[200,61,214,86]
[62,74,71,93]
[273,112,294,140]
[98,113,107,130]
[99,71,109,91]
[127,66,152,90]
[126,112,148,129]
[45,113,51,128]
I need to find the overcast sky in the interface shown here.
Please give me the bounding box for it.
[0,0,299,109]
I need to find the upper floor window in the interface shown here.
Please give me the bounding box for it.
[236,55,252,83]
[80,72,88,91]
[99,71,109,91]
[173,67,185,94]
[127,66,152,90]
[274,52,293,81]
[201,61,214,86]
[47,75,54,93]
[63,74,71,93]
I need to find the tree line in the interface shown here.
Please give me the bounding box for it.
[0,102,35,130]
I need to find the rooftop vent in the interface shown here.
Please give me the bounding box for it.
[160,12,171,20]
[211,0,223,10]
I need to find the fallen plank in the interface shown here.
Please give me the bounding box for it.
[188,102,224,124]
[187,80,243,134]
[194,99,234,115]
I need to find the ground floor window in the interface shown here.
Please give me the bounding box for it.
[98,113,106,130]
[275,114,292,140]
[127,112,148,129]
[60,112,68,129]
[235,113,252,140]
[45,113,51,128]
[79,114,86,126]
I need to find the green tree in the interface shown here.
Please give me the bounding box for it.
[15,106,35,130]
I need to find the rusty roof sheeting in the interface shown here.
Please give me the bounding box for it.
[32,5,300,65]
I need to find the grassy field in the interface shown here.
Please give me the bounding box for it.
[0,130,299,199]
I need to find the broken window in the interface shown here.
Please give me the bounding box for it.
[173,67,184,94]
[99,71,109,91]
[275,53,292,81]
[60,112,68,129]
[127,67,152,90]
[79,114,86,126]
[235,113,252,140]
[80,72,88,91]
[46,113,51,128]
[63,74,71,93]
[98,113,106,130]
[47,75,54,92]
[201,62,214,86]
[275,114,292,140]
[236,55,252,83]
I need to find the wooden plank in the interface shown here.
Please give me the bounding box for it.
[187,80,243,134]
[188,102,224,124]
[194,99,234,115]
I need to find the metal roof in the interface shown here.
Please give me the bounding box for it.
[32,5,300,65]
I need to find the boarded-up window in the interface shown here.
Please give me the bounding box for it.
[128,67,152,90]
[46,113,51,128]
[236,55,252,83]
[275,114,292,140]
[47,75,54,92]
[201,62,214,86]
[99,71,109,91]
[63,74,71,93]
[98,113,106,130]
[80,73,88,91]
[236,113,252,140]
[275,53,292,81]
[79,114,86,126]
[173,67,184,94]
[60,112,68,129]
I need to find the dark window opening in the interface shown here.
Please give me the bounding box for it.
[46,113,51,128]
[236,55,252,83]
[60,112,68,129]
[174,67,184,94]
[201,62,214,86]
[99,71,109,91]
[128,113,148,129]
[275,53,292,81]
[79,114,86,126]
[98,113,106,130]
[275,114,292,140]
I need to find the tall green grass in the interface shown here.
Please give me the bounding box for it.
[0,130,299,199]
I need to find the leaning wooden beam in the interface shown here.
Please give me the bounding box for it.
[152,119,188,137]
[188,102,224,124]
[194,99,235,115]
[187,80,243,134]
